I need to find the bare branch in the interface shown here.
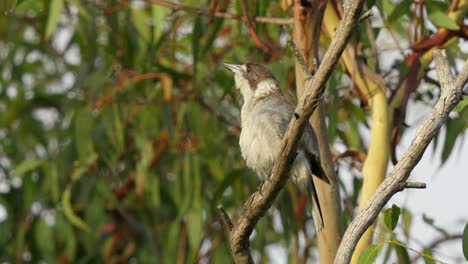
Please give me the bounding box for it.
[239,0,274,54]
[287,39,313,79]
[218,205,234,231]
[359,10,373,22]
[227,1,366,263]
[148,0,293,25]
[396,181,426,192]
[334,50,467,264]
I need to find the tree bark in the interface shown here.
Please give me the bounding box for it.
[292,1,343,263]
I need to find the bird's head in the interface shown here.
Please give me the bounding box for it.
[224,62,279,102]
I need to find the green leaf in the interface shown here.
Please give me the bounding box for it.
[55,212,77,260]
[212,169,242,205]
[71,153,97,182]
[12,159,44,177]
[34,217,56,259]
[186,209,203,252]
[423,248,436,264]
[74,107,96,162]
[132,6,151,43]
[152,4,170,43]
[387,0,413,22]
[395,243,410,264]
[192,15,205,80]
[358,245,379,264]
[45,0,64,39]
[463,222,468,261]
[66,0,91,21]
[14,0,45,15]
[401,208,412,237]
[428,12,460,31]
[62,185,91,232]
[135,134,153,195]
[425,0,448,13]
[441,106,467,164]
[453,96,468,113]
[384,204,401,231]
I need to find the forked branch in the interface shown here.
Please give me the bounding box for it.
[335,50,468,264]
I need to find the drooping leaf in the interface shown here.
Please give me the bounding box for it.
[45,0,64,39]
[62,185,91,232]
[11,159,44,177]
[358,245,380,264]
[14,0,45,15]
[441,106,467,164]
[428,12,460,31]
[74,107,96,162]
[387,0,413,22]
[463,222,468,261]
[425,0,449,13]
[401,208,412,238]
[395,243,411,264]
[34,217,56,259]
[384,204,401,231]
[186,208,203,253]
[423,247,436,264]
[453,96,468,113]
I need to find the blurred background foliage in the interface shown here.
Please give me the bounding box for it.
[0,0,466,263]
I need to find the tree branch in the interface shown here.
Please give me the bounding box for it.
[148,0,293,25]
[239,0,275,54]
[226,1,366,263]
[334,50,467,264]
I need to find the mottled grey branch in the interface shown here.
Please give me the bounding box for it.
[334,50,467,264]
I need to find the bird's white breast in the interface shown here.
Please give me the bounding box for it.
[239,102,279,180]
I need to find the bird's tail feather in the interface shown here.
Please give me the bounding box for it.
[307,177,324,232]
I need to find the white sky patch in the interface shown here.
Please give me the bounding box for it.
[266,243,287,264]
[271,209,284,233]
[32,108,60,129]
[6,84,18,99]
[175,52,193,65]
[25,50,42,64]
[62,71,76,90]
[65,44,81,65]
[13,48,26,65]
[0,179,10,194]
[10,177,22,188]
[42,210,56,226]
[0,204,7,223]
[213,36,228,48]
[52,26,74,53]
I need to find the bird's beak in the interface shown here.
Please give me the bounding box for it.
[223,62,242,74]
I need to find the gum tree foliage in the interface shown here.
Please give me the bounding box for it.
[0,0,466,263]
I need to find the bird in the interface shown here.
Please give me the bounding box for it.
[224,62,329,232]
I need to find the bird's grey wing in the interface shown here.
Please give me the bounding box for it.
[256,95,293,137]
[301,120,330,184]
[255,95,329,184]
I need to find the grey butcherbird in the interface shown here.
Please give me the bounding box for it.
[224,62,329,232]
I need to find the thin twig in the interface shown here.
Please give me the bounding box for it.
[218,205,234,231]
[148,0,293,25]
[239,0,273,54]
[396,181,426,192]
[359,10,373,22]
[287,39,313,79]
[411,234,464,262]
